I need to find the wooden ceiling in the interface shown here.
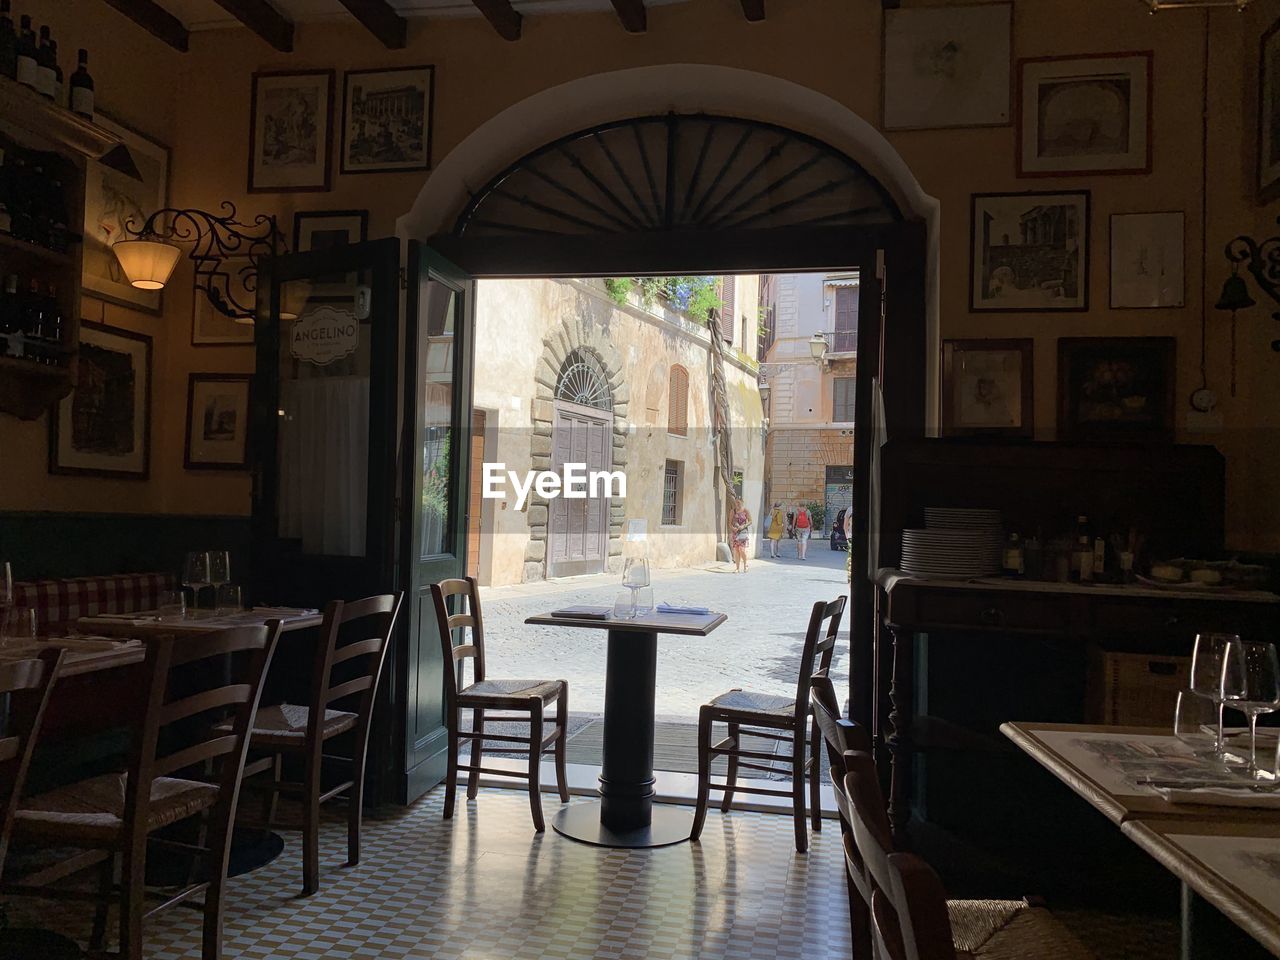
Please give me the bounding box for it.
[97,0,752,48]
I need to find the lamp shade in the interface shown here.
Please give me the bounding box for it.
[1216,274,1257,312]
[809,332,829,360]
[112,238,182,290]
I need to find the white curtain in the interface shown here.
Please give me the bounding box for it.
[278,377,369,557]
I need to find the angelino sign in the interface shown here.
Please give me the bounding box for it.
[483,463,626,511]
[290,306,360,365]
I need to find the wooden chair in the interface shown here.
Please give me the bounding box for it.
[9,623,280,960]
[236,593,403,897]
[0,648,64,869]
[691,595,846,853]
[431,577,569,832]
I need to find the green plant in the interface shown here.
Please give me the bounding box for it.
[421,431,451,519]
[602,276,722,324]
[804,500,826,533]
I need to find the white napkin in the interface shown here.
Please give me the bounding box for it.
[657,603,712,616]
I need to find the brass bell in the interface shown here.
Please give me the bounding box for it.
[1216,274,1256,311]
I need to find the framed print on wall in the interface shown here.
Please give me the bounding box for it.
[1258,17,1280,202]
[1057,337,1176,444]
[882,2,1013,131]
[941,338,1033,438]
[81,115,170,315]
[1018,52,1152,177]
[49,322,151,479]
[192,257,255,346]
[341,66,435,175]
[970,191,1090,312]
[294,210,369,297]
[185,374,251,470]
[248,70,335,193]
[1110,212,1185,309]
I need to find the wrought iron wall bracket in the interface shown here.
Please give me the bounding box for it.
[1226,218,1280,323]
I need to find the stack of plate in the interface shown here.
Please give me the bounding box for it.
[924,507,1003,532]
[901,508,1003,578]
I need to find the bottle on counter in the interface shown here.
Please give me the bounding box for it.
[14,15,35,90]
[1002,532,1024,577]
[69,49,93,120]
[0,1,16,81]
[49,39,62,106]
[35,25,54,100]
[1024,535,1044,581]
[1092,536,1106,580]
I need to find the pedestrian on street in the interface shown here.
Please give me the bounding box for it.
[794,503,813,560]
[765,502,786,558]
[731,497,753,573]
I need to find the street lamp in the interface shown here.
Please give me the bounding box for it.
[809,332,829,365]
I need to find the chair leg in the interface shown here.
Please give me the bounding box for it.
[302,759,321,896]
[720,721,740,813]
[791,727,808,853]
[809,717,822,832]
[690,708,712,842]
[89,852,114,952]
[554,683,570,803]
[119,847,145,960]
[528,702,545,832]
[260,754,281,829]
[201,867,225,960]
[347,757,366,869]
[467,706,485,801]
[444,718,459,820]
[847,867,873,960]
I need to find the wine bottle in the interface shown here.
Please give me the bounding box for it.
[44,281,62,351]
[35,26,54,100]
[69,49,93,120]
[1,273,21,359]
[14,15,35,90]
[0,1,16,81]
[49,40,62,106]
[23,278,43,343]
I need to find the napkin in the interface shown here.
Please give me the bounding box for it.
[657,603,712,616]
[1157,786,1280,809]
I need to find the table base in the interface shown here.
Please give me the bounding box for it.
[552,802,692,849]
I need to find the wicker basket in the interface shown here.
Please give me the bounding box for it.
[1091,650,1190,726]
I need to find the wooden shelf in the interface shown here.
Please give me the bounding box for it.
[0,233,75,268]
[0,356,71,420]
[0,77,121,161]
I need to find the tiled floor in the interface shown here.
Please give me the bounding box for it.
[8,790,854,960]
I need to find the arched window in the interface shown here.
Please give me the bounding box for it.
[668,365,689,437]
[555,349,612,411]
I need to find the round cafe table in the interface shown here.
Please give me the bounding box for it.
[525,608,726,849]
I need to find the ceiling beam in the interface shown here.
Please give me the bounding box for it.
[740,0,765,20]
[209,0,294,52]
[472,0,523,41]
[609,0,646,33]
[99,0,190,52]
[337,0,407,48]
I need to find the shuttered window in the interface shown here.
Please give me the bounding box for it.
[721,276,736,345]
[668,364,689,436]
[663,460,683,525]
[833,377,856,423]
[833,286,858,353]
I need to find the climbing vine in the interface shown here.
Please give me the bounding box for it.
[603,277,722,324]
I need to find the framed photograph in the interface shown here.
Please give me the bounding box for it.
[192,257,256,346]
[49,322,151,479]
[941,338,1033,438]
[185,374,251,470]
[1057,337,1176,444]
[1110,212,1185,309]
[81,115,170,315]
[1018,52,1152,176]
[248,70,334,193]
[882,2,1013,131]
[1258,17,1280,202]
[970,191,1090,312]
[341,66,435,175]
[293,209,368,298]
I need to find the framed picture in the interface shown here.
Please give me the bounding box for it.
[81,115,170,314]
[49,322,151,479]
[248,70,335,193]
[191,258,256,346]
[941,338,1033,438]
[341,66,435,175]
[882,2,1013,131]
[970,191,1090,312]
[185,374,251,470]
[1110,212,1185,309]
[1057,337,1176,444]
[1017,52,1152,176]
[293,210,368,298]
[1258,17,1280,202]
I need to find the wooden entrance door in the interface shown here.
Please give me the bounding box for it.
[546,401,611,578]
[466,410,486,578]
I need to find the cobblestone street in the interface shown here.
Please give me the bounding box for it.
[479,545,851,720]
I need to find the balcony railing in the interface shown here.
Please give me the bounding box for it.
[821,330,857,354]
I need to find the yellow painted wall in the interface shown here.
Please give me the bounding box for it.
[4,0,1277,551]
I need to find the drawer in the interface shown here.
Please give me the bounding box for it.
[1090,600,1270,640]
[909,591,1072,631]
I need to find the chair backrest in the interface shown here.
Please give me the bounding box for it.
[430,577,485,712]
[0,648,63,867]
[845,760,909,956]
[872,852,957,960]
[830,750,882,906]
[809,674,871,780]
[794,595,846,718]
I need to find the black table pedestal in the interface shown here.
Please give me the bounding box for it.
[552,627,693,849]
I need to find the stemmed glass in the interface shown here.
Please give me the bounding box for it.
[1190,633,1238,761]
[208,551,231,595]
[183,552,210,611]
[622,557,651,618]
[1220,639,1280,780]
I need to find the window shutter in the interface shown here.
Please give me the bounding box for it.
[668,365,689,436]
[721,276,736,344]
[833,377,856,422]
[833,287,858,353]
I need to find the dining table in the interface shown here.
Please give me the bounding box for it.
[1002,720,1280,958]
[525,607,727,849]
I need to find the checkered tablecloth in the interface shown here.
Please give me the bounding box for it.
[13,573,176,634]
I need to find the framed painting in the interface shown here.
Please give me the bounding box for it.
[1259,17,1280,203]
[1057,337,1176,444]
[81,115,170,314]
[293,209,368,297]
[1110,212,1185,309]
[192,257,256,346]
[1018,53,1152,176]
[49,322,151,479]
[882,2,1013,131]
[341,66,435,175]
[185,374,251,470]
[941,338,1033,438]
[248,70,335,193]
[970,191,1090,312]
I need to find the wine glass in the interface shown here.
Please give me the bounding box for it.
[1190,633,1238,760]
[156,591,186,621]
[1173,689,1220,757]
[208,551,231,593]
[215,584,242,615]
[182,552,210,610]
[0,561,12,608]
[622,557,650,617]
[0,606,36,648]
[1220,639,1280,779]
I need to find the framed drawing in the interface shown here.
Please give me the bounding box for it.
[248,70,334,193]
[970,191,1090,312]
[185,374,251,470]
[1018,53,1152,176]
[882,2,1013,131]
[341,66,434,175]
[81,115,170,314]
[1259,17,1280,203]
[49,322,151,479]
[1057,337,1176,444]
[941,338,1033,438]
[294,209,368,297]
[192,258,255,346]
[1110,212,1185,309]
